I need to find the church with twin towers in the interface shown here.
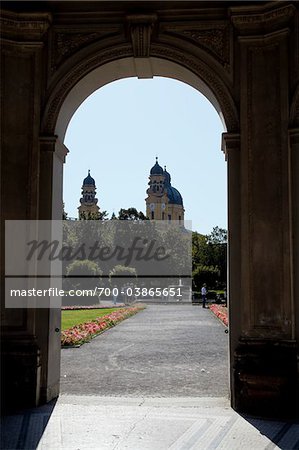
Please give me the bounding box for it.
[78,158,185,221]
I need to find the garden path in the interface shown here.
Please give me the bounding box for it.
[60,304,229,397]
[3,308,298,449]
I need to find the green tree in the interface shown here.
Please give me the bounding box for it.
[192,227,227,289]
[206,226,227,286]
[118,208,147,220]
[192,264,219,291]
[109,265,138,302]
[109,264,137,290]
[109,264,137,278]
[207,226,227,245]
[79,210,109,220]
[66,259,102,277]
[65,259,102,292]
[160,225,192,279]
[192,232,209,267]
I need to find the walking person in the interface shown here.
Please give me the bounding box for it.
[201,283,207,308]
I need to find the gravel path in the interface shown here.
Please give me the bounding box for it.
[60,304,229,397]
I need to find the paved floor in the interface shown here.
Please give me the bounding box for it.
[2,396,299,449]
[61,305,229,397]
[2,305,299,449]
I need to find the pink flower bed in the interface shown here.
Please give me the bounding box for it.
[61,306,145,347]
[209,304,228,327]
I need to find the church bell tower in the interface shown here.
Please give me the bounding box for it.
[78,170,100,219]
[145,158,184,221]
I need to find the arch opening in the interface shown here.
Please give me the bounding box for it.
[41,49,235,412]
[60,76,228,397]
[54,57,229,142]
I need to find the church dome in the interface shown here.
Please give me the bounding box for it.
[150,157,164,175]
[166,186,183,205]
[83,170,95,186]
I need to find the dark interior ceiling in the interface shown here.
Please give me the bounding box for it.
[0,1,273,14]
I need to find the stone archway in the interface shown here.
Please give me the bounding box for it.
[45,55,238,142]
[1,1,298,419]
[39,38,239,413]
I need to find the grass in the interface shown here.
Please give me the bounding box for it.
[61,308,119,330]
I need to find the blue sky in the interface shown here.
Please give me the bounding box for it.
[64,77,226,234]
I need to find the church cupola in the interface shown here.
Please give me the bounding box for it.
[150,157,164,175]
[83,169,95,186]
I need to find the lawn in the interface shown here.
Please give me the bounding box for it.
[61,305,146,347]
[61,308,118,330]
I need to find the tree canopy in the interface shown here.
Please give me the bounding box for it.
[192,227,227,290]
[117,208,148,220]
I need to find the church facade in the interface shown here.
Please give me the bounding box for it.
[77,160,184,222]
[78,170,100,219]
[145,158,184,221]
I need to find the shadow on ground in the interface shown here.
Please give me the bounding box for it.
[1,399,57,450]
[242,415,299,450]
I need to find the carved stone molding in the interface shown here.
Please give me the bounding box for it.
[39,135,57,152]
[126,14,157,57]
[222,132,240,159]
[150,43,239,132]
[40,136,69,163]
[42,41,239,136]
[162,22,231,71]
[230,3,296,34]
[52,32,100,69]
[42,45,132,134]
[0,10,51,41]
[50,28,121,71]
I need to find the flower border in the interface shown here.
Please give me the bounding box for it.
[61,305,145,347]
[209,304,228,327]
